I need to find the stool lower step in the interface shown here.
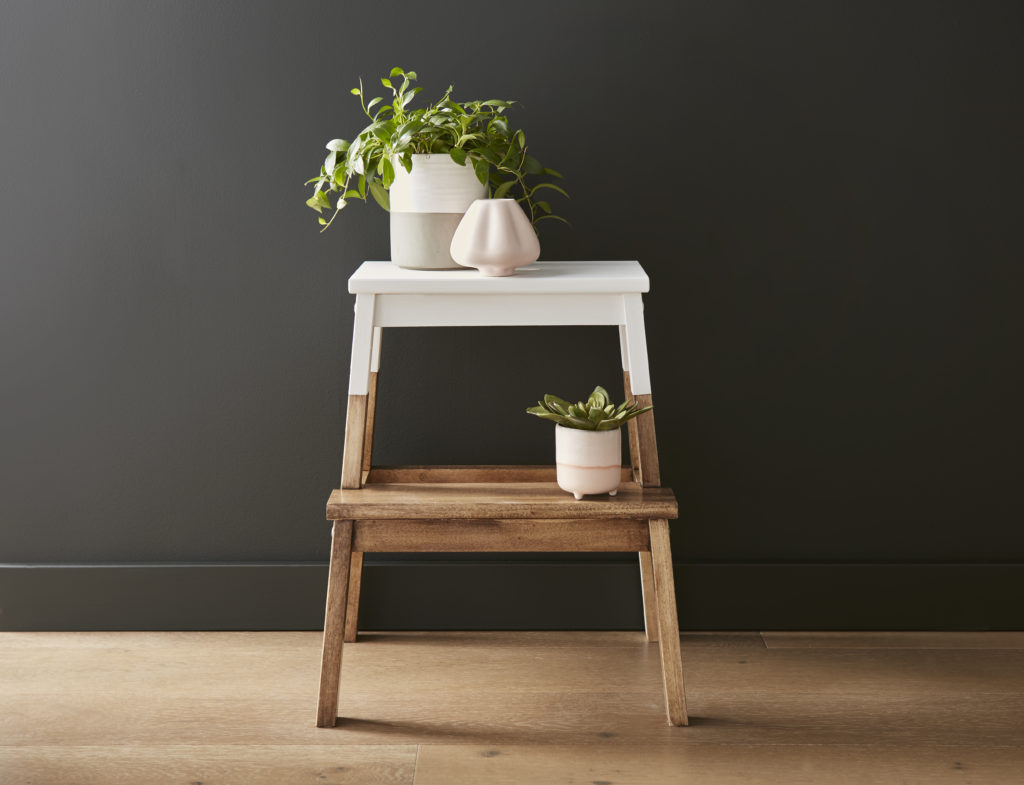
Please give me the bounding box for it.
[326,482,678,521]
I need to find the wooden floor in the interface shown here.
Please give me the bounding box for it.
[2,630,1023,784]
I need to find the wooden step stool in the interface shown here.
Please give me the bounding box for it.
[316,261,688,728]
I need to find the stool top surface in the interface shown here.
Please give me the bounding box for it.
[349,260,649,295]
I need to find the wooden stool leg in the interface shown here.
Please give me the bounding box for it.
[340,295,376,490]
[638,551,659,642]
[316,519,354,728]
[343,552,363,643]
[344,361,378,643]
[649,518,688,726]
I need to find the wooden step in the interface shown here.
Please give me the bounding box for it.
[326,482,677,521]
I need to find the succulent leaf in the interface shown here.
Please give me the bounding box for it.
[526,385,654,431]
[587,386,609,409]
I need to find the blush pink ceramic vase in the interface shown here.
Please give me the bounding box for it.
[555,425,622,500]
[449,198,541,277]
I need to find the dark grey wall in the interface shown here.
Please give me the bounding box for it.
[2,1,1022,629]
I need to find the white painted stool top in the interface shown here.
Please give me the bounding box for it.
[345,260,656,397]
[348,260,650,295]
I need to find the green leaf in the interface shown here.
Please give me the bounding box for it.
[492,180,515,199]
[324,151,337,172]
[405,71,417,80]
[326,139,350,152]
[389,66,404,77]
[401,88,421,108]
[476,145,501,165]
[516,129,526,148]
[472,157,489,185]
[401,152,412,173]
[368,180,390,211]
[381,78,393,88]
[381,157,395,188]
[449,147,467,166]
[535,200,552,214]
[357,174,366,198]
[595,419,622,431]
[333,164,347,182]
[588,408,605,424]
[588,386,609,409]
[530,182,570,199]
[523,155,544,174]
[536,214,570,225]
[305,196,322,213]
[366,97,383,112]
[540,167,564,178]
[318,216,327,225]
[544,393,571,409]
[564,416,596,430]
[350,88,361,95]
[315,190,332,209]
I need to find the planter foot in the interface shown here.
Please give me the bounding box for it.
[609,489,618,496]
[573,492,583,500]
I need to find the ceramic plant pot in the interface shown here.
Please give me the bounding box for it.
[388,154,487,270]
[555,425,622,500]
[450,198,540,277]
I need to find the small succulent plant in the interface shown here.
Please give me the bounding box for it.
[526,386,652,431]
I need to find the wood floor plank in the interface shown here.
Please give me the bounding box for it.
[0,630,763,650]
[7,636,1023,699]
[413,743,1024,784]
[2,689,1021,748]
[1,630,1021,755]
[762,631,1024,649]
[0,745,417,785]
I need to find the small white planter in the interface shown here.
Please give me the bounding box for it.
[388,154,486,270]
[450,198,540,277]
[555,425,622,500]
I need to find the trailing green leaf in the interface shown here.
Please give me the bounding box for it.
[307,67,568,232]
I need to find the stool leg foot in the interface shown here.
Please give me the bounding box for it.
[317,520,354,728]
[649,518,688,726]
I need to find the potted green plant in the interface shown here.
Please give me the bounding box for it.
[527,386,652,499]
[306,66,567,271]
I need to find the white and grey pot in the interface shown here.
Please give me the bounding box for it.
[555,425,622,500]
[388,154,486,270]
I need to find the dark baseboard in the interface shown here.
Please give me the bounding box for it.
[1,562,1021,631]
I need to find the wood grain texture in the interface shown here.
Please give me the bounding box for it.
[316,520,353,727]
[3,632,1024,751]
[5,688,1022,748]
[351,519,651,552]
[340,396,368,489]
[623,371,643,483]
[343,552,363,644]
[639,551,660,642]
[762,631,1024,649]
[361,371,378,472]
[326,483,677,521]
[650,518,688,725]
[1,745,417,785]
[633,395,661,487]
[413,743,1024,785]
[365,466,633,483]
